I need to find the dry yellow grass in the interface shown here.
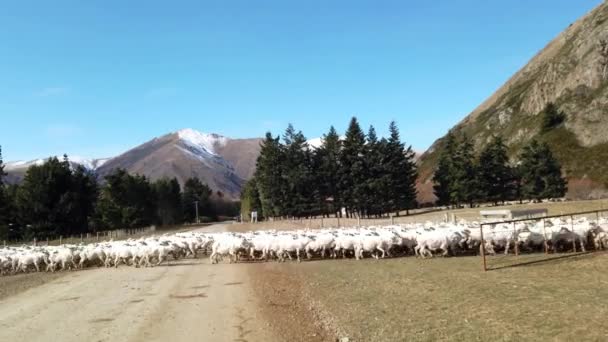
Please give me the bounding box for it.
[257,252,608,341]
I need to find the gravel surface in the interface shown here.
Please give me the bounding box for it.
[0,223,277,342]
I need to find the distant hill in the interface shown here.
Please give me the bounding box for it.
[417,2,608,203]
[5,129,262,200]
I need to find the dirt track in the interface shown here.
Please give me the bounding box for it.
[0,224,276,342]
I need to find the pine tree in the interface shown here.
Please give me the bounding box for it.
[0,146,9,240]
[282,124,314,217]
[339,117,367,217]
[363,125,384,217]
[182,177,213,223]
[432,132,456,206]
[0,145,6,188]
[16,156,75,238]
[518,140,567,201]
[255,132,285,218]
[450,134,478,208]
[69,165,99,233]
[240,177,263,221]
[314,126,342,217]
[538,143,567,199]
[154,178,182,226]
[385,121,417,215]
[541,102,566,132]
[95,169,156,229]
[477,136,513,205]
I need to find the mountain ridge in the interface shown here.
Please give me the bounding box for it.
[417,2,608,203]
[5,128,263,200]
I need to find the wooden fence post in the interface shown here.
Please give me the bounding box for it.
[513,222,519,256]
[571,215,576,253]
[46,237,49,246]
[391,214,395,225]
[33,238,37,246]
[59,236,62,245]
[96,232,99,241]
[541,219,549,254]
[480,224,487,272]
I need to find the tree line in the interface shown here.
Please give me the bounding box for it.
[241,117,418,221]
[432,132,567,207]
[0,149,237,241]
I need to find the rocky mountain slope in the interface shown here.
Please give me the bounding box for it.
[418,2,608,203]
[6,129,262,200]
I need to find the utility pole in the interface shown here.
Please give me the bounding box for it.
[194,201,199,224]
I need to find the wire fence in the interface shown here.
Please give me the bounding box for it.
[479,209,608,271]
[2,226,157,248]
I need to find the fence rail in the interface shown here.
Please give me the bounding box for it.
[2,226,157,248]
[479,209,608,271]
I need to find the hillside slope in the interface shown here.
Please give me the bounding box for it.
[6,129,263,200]
[418,2,608,203]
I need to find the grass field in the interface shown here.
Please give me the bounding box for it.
[250,252,608,341]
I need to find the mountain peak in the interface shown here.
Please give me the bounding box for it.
[176,128,228,155]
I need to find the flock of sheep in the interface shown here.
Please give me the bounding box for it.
[1,216,608,275]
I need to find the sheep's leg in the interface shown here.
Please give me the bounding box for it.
[580,239,587,253]
[377,247,386,258]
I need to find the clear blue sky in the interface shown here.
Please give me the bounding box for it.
[0,0,602,161]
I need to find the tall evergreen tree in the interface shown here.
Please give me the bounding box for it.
[314,126,342,217]
[433,132,456,206]
[339,117,367,217]
[363,125,384,216]
[240,177,263,221]
[69,165,99,233]
[154,178,182,226]
[477,136,513,205]
[95,169,157,229]
[450,134,478,208]
[0,145,5,188]
[0,146,9,240]
[519,140,567,201]
[255,132,285,218]
[16,156,76,238]
[541,102,566,132]
[182,177,213,223]
[385,121,417,215]
[282,124,314,217]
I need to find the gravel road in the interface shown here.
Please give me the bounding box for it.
[0,223,276,342]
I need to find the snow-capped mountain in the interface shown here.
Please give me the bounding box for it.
[306,137,324,149]
[97,128,262,199]
[5,129,262,200]
[306,135,346,149]
[5,157,110,172]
